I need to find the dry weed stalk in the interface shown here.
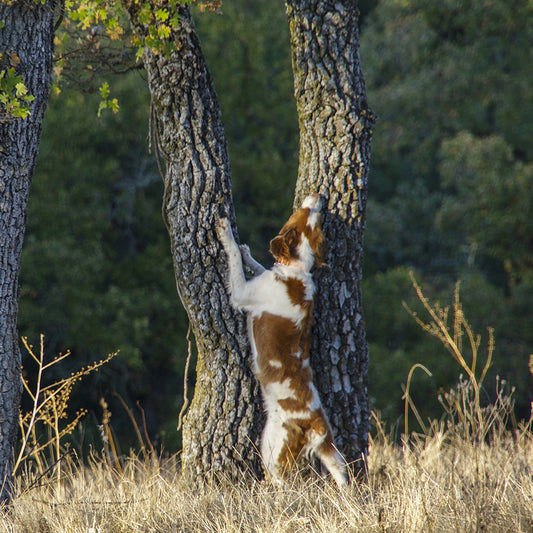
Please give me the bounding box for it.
[401,363,432,437]
[402,272,497,441]
[98,397,123,475]
[15,335,116,484]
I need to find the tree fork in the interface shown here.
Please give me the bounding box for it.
[127,0,374,482]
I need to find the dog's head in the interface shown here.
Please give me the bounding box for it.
[270,193,325,271]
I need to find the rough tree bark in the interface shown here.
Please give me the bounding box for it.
[128,0,373,480]
[286,0,375,470]
[127,3,263,480]
[0,1,56,504]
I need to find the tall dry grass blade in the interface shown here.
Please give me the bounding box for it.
[136,400,157,457]
[402,363,432,437]
[113,392,146,452]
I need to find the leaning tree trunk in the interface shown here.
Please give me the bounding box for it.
[127,4,263,480]
[286,0,375,471]
[0,1,56,503]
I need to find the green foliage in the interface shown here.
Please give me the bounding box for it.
[19,73,188,449]
[362,0,533,192]
[438,132,533,285]
[62,0,214,60]
[361,0,533,424]
[0,57,35,121]
[97,81,119,116]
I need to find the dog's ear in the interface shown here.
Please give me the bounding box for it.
[270,235,288,261]
[270,228,299,261]
[284,227,300,251]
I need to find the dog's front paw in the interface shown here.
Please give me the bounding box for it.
[217,217,230,237]
[239,244,251,259]
[217,218,234,247]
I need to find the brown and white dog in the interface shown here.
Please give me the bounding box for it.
[217,193,347,487]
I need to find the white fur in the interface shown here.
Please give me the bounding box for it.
[295,235,316,273]
[261,417,288,479]
[317,446,348,487]
[246,314,260,374]
[301,193,322,211]
[239,244,266,275]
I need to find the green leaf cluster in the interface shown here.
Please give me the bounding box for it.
[63,0,205,59]
[0,63,35,121]
[66,0,126,39]
[97,81,119,116]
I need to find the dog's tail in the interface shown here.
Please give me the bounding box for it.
[304,411,348,488]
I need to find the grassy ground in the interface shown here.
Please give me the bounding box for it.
[2,420,532,533]
[3,285,531,532]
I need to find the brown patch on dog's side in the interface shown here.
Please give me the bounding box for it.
[252,313,312,387]
[281,278,307,307]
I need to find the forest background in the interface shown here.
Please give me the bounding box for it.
[17,0,532,452]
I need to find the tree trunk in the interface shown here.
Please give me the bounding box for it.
[129,0,373,481]
[286,0,375,471]
[0,1,56,504]
[127,4,263,481]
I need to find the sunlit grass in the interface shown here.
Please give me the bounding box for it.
[3,280,532,532]
[2,421,532,533]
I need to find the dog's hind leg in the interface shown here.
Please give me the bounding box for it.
[303,411,348,488]
[315,439,348,488]
[260,417,289,483]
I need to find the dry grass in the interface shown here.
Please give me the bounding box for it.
[3,280,532,532]
[1,420,532,533]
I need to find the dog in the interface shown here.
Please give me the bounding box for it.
[217,193,347,487]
